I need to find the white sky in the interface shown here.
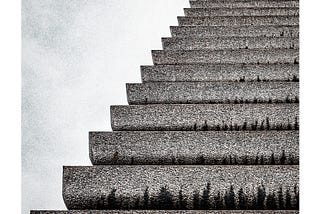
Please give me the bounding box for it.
[22,0,189,213]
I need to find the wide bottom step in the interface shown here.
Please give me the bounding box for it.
[31,211,299,214]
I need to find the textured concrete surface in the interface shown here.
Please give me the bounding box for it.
[89,131,299,165]
[63,165,298,209]
[177,16,298,26]
[170,26,299,37]
[31,211,300,214]
[126,82,299,104]
[110,104,298,131]
[152,49,299,64]
[162,37,299,50]
[184,8,299,17]
[141,64,299,82]
[190,1,299,8]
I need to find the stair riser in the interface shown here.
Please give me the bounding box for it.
[141,64,299,82]
[152,49,299,64]
[89,131,299,165]
[162,37,299,50]
[111,104,298,131]
[178,16,298,26]
[190,1,299,8]
[126,82,299,105]
[63,166,299,210]
[184,8,299,17]
[170,26,299,37]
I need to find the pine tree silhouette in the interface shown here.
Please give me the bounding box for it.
[238,187,247,209]
[178,189,187,209]
[294,184,299,209]
[143,187,149,209]
[278,187,285,210]
[266,192,277,210]
[107,188,117,209]
[214,191,223,210]
[257,185,266,209]
[280,150,286,164]
[225,185,236,209]
[193,191,200,209]
[270,152,276,165]
[158,186,174,209]
[97,193,106,209]
[201,182,211,209]
[285,188,292,209]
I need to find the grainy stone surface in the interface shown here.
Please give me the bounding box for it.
[177,16,298,26]
[151,49,299,64]
[184,8,299,17]
[162,37,299,50]
[31,211,300,214]
[110,104,298,131]
[126,82,298,104]
[189,1,299,8]
[63,165,298,210]
[170,26,299,37]
[89,131,299,165]
[140,64,299,82]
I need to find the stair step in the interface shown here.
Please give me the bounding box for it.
[177,16,298,26]
[63,165,299,210]
[90,130,298,165]
[152,49,298,64]
[110,103,298,131]
[126,82,298,105]
[162,37,299,50]
[184,8,299,16]
[141,64,299,82]
[31,211,300,214]
[190,1,299,8]
[170,26,299,37]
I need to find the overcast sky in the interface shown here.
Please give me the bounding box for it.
[22,0,189,213]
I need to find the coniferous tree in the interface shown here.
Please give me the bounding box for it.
[285,188,292,209]
[294,184,299,209]
[225,185,236,209]
[134,197,141,209]
[257,185,266,210]
[143,187,149,209]
[266,117,270,130]
[193,191,200,209]
[270,152,276,165]
[214,191,223,210]
[158,186,174,209]
[201,182,211,209]
[178,189,187,209]
[238,187,247,209]
[266,192,277,210]
[107,188,117,209]
[97,193,106,209]
[280,150,286,164]
[278,187,285,210]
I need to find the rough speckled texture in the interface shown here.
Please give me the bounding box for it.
[190,1,299,8]
[126,82,298,104]
[151,49,299,64]
[184,8,299,17]
[162,37,299,50]
[177,16,298,27]
[62,165,298,210]
[31,211,300,214]
[89,131,299,165]
[170,26,299,37]
[110,104,298,131]
[140,64,299,82]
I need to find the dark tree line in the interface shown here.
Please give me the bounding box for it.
[95,183,299,210]
[192,117,299,131]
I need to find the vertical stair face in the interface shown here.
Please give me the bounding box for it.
[31,0,299,213]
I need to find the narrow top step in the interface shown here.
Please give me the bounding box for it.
[190,0,299,8]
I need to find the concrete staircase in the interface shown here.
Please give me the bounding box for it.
[31,0,299,213]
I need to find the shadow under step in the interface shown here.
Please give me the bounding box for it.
[184,8,299,17]
[162,37,298,50]
[151,49,298,65]
[141,64,299,82]
[110,103,298,131]
[31,211,300,214]
[89,130,298,165]
[170,26,299,37]
[126,82,298,105]
[62,165,299,210]
[189,1,299,8]
[177,16,298,27]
